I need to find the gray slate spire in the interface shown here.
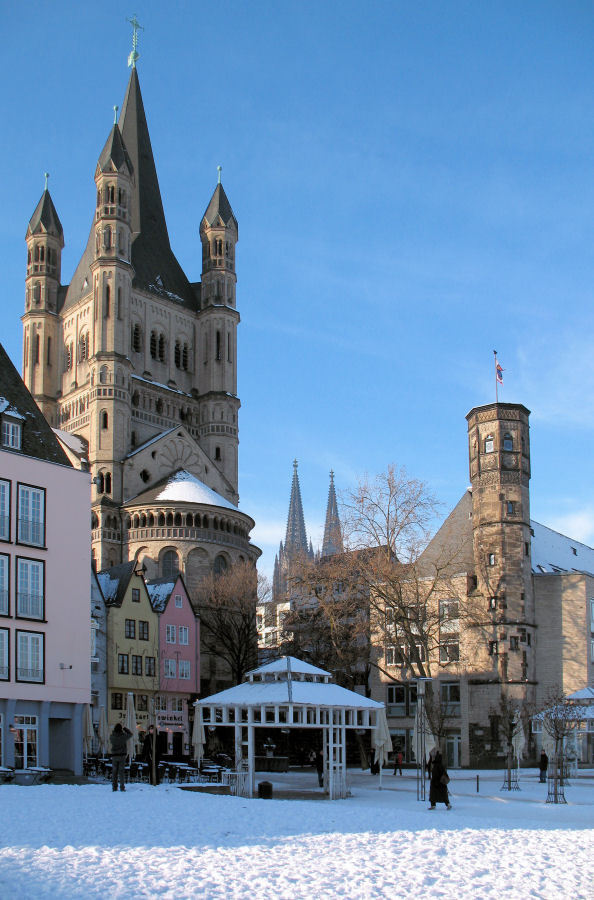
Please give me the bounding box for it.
[321,470,343,557]
[284,460,308,555]
[26,190,63,241]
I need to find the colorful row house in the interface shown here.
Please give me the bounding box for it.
[96,563,199,757]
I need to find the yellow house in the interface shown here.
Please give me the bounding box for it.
[98,562,159,739]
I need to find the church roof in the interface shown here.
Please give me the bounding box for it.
[97,123,133,174]
[0,344,71,467]
[26,189,64,241]
[284,460,309,555]
[321,471,343,557]
[202,182,238,232]
[118,67,198,309]
[125,468,239,511]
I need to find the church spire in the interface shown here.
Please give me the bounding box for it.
[322,470,343,557]
[284,460,309,555]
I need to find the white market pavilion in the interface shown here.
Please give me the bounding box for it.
[195,656,386,799]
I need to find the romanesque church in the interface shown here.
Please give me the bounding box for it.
[21,58,261,601]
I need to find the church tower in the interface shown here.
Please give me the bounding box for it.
[273,460,312,600]
[466,402,536,687]
[321,470,343,558]
[198,174,240,493]
[22,180,64,426]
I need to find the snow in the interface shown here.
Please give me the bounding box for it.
[146,579,176,612]
[530,520,594,575]
[248,656,331,677]
[0,769,593,898]
[155,470,237,510]
[199,678,383,708]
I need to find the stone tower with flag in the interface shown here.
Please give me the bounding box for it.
[20,32,260,619]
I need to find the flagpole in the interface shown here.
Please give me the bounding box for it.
[493,350,498,403]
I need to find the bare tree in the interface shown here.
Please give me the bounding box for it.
[538,690,584,800]
[196,561,270,686]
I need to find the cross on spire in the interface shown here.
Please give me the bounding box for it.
[127,14,144,68]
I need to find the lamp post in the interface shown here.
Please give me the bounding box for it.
[416,678,432,802]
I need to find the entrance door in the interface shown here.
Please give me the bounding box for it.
[172,731,183,759]
[446,733,461,769]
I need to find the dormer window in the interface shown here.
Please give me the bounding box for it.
[1,416,22,450]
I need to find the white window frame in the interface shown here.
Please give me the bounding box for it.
[166,624,176,644]
[178,625,189,646]
[17,484,45,547]
[90,618,98,661]
[0,554,9,615]
[178,659,190,680]
[0,480,10,541]
[0,628,8,680]
[13,714,38,769]
[2,418,21,450]
[439,641,460,663]
[16,631,44,683]
[175,594,183,608]
[164,658,176,678]
[16,558,44,619]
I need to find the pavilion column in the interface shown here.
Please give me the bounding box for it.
[247,721,255,798]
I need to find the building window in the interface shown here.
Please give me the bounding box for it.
[101,411,108,430]
[506,501,515,515]
[17,484,45,547]
[150,331,157,359]
[214,554,227,576]
[111,692,123,710]
[488,640,498,656]
[488,553,496,567]
[484,434,494,453]
[155,695,167,712]
[164,659,176,678]
[503,433,513,451]
[439,641,459,663]
[16,631,44,682]
[125,619,136,639]
[16,558,44,619]
[489,596,497,611]
[137,694,148,712]
[175,594,183,608]
[439,599,459,623]
[0,628,8,679]
[0,555,9,615]
[166,624,176,644]
[2,419,22,450]
[131,589,140,603]
[179,660,190,679]
[440,681,460,714]
[158,334,165,362]
[12,715,38,768]
[179,625,189,646]
[139,621,149,641]
[131,655,142,676]
[386,684,406,716]
[78,332,89,362]
[131,323,142,353]
[162,550,179,579]
[145,657,155,677]
[510,635,519,651]
[0,480,10,541]
[182,343,189,371]
[174,341,181,368]
[118,653,129,675]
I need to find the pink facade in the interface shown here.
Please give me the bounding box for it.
[148,575,199,756]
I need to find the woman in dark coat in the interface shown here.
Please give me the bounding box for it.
[429,750,451,810]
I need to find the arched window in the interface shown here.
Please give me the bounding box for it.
[117,287,122,319]
[216,331,221,361]
[99,366,108,384]
[148,514,154,526]
[103,226,111,250]
[33,283,41,305]
[503,432,513,451]
[162,550,179,579]
[174,513,182,526]
[104,285,110,317]
[186,513,193,526]
[101,410,108,430]
[182,343,189,371]
[158,334,165,362]
[34,333,40,364]
[215,446,221,461]
[158,513,165,526]
[104,472,112,493]
[107,185,115,204]
[96,473,105,493]
[131,323,142,353]
[174,340,181,368]
[150,331,157,359]
[214,554,228,576]
[79,333,89,362]
[203,516,209,529]
[166,513,174,527]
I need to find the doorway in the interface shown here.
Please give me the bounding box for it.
[446,732,461,769]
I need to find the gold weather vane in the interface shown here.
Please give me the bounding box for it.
[127,14,144,68]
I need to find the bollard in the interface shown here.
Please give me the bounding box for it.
[476,774,479,793]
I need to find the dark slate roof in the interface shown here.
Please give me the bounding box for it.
[26,189,64,241]
[96,561,137,606]
[97,124,133,174]
[118,68,197,309]
[202,182,238,232]
[0,344,71,467]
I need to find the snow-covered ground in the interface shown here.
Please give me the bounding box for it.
[1,768,593,899]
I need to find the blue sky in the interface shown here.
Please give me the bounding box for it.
[2,1,594,579]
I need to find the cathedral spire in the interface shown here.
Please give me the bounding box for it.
[284,459,308,555]
[321,470,343,557]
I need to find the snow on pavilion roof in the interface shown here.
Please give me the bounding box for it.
[246,656,331,679]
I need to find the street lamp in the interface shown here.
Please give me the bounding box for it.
[416,677,432,802]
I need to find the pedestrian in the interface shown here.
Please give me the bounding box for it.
[394,749,403,776]
[539,749,549,783]
[429,749,451,810]
[315,749,324,787]
[110,722,132,792]
[143,724,160,785]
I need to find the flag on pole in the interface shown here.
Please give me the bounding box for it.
[496,362,503,385]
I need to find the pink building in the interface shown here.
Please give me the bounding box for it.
[0,345,90,774]
[147,574,199,758]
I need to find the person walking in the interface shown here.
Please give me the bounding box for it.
[143,725,160,785]
[393,749,403,776]
[538,749,549,783]
[110,723,132,792]
[429,749,451,810]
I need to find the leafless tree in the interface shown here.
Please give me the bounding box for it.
[195,561,270,686]
[538,689,584,800]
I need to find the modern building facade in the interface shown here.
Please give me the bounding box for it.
[0,344,90,773]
